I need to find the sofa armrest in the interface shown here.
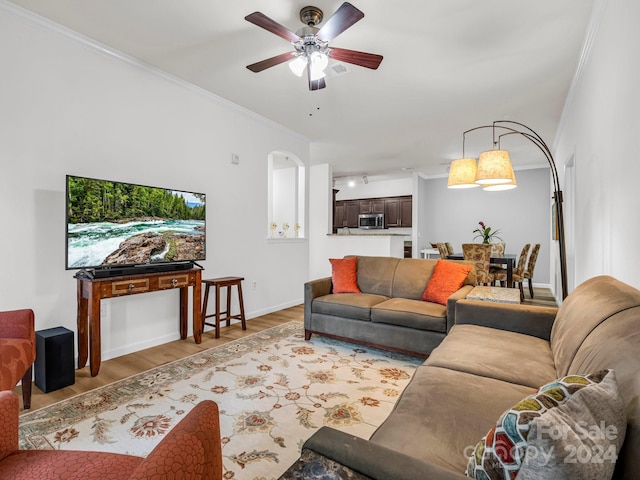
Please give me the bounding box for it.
[0,391,19,461]
[297,427,467,480]
[446,285,475,332]
[454,299,558,340]
[304,277,333,325]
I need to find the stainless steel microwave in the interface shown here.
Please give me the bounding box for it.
[358,213,385,229]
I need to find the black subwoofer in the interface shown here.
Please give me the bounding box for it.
[35,327,75,393]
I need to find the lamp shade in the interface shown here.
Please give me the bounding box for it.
[447,158,480,188]
[483,162,517,191]
[475,149,513,184]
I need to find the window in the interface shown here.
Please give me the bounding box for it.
[268,151,305,239]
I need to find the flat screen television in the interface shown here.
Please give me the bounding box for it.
[66,175,205,276]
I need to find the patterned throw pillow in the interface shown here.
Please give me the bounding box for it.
[329,257,361,294]
[466,369,626,480]
[421,259,472,305]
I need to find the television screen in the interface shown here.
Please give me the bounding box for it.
[66,175,206,270]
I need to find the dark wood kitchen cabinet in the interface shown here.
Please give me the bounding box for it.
[334,195,412,230]
[334,202,346,230]
[384,196,412,227]
[334,200,361,229]
[359,199,385,214]
[345,201,360,228]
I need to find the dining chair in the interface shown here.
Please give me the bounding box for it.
[445,242,455,256]
[461,243,494,286]
[523,243,541,298]
[436,242,449,259]
[0,309,35,410]
[489,242,506,256]
[492,243,530,301]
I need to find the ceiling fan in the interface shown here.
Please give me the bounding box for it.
[245,2,383,90]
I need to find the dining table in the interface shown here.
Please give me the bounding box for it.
[447,253,517,287]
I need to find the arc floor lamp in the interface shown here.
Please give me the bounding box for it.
[447,120,568,300]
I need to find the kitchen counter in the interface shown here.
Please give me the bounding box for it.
[325,230,408,258]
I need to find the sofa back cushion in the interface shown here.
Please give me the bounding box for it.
[392,258,437,300]
[393,258,476,299]
[351,256,476,300]
[550,275,640,479]
[353,256,401,297]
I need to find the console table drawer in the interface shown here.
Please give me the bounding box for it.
[158,274,191,289]
[110,278,150,296]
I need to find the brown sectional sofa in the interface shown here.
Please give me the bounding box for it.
[304,256,477,356]
[283,275,640,480]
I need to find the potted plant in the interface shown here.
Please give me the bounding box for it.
[473,221,502,244]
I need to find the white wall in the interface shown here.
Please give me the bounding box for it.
[554,0,640,290]
[0,5,310,361]
[417,169,552,286]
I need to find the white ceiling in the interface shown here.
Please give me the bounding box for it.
[8,0,595,182]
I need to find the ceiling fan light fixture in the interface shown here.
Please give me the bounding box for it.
[475,149,513,185]
[289,55,307,77]
[308,51,328,80]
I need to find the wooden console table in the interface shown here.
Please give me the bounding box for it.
[76,267,202,377]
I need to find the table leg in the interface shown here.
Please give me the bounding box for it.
[507,259,514,288]
[192,270,202,344]
[179,287,188,340]
[77,280,88,369]
[88,284,101,377]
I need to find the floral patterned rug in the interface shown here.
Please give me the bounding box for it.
[19,322,422,479]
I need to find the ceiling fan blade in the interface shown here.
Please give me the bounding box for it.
[245,12,301,43]
[246,52,296,73]
[329,48,383,70]
[316,2,364,42]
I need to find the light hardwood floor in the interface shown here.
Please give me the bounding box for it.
[17,286,557,414]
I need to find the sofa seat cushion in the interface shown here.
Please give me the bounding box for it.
[312,293,389,321]
[424,324,557,389]
[369,365,535,473]
[370,298,447,333]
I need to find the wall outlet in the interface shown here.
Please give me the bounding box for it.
[252,281,257,290]
[231,153,240,165]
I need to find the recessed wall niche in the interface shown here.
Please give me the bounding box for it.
[267,151,305,239]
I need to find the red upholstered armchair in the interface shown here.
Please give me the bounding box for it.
[0,390,223,479]
[0,309,36,410]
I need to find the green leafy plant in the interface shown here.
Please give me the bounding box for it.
[473,221,502,244]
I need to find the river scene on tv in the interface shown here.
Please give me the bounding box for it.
[67,177,205,269]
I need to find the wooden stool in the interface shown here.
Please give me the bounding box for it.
[201,277,246,338]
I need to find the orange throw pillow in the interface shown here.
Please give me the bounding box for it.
[329,257,361,293]
[422,259,472,305]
